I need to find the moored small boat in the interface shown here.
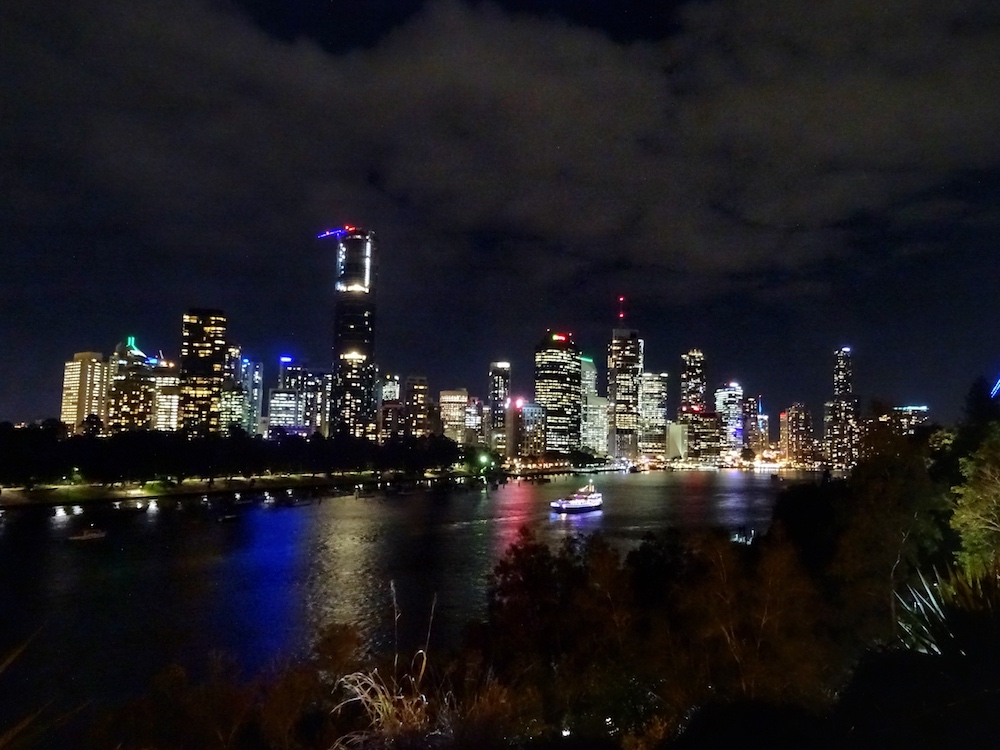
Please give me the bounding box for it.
[69,525,107,541]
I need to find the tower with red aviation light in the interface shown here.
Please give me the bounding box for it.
[608,297,643,460]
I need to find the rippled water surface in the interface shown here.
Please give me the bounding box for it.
[0,470,781,725]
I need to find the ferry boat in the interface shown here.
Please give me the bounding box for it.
[550,482,603,514]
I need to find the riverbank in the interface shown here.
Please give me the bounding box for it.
[0,473,375,508]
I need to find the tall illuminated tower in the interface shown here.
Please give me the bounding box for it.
[714,381,744,454]
[677,349,720,462]
[61,352,110,434]
[679,349,706,411]
[534,331,582,454]
[322,226,378,439]
[179,308,227,434]
[639,372,669,457]
[824,346,859,470]
[488,361,511,453]
[608,328,643,460]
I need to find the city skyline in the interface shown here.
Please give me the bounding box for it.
[3,0,998,425]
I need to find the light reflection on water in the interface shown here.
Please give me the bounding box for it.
[0,469,785,724]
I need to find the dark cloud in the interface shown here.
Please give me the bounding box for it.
[1,0,998,421]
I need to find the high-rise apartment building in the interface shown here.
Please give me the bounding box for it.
[824,346,860,470]
[324,226,378,439]
[780,403,814,465]
[488,361,511,453]
[61,352,110,434]
[580,355,609,456]
[404,375,431,437]
[179,308,227,434]
[534,332,581,454]
[639,372,669,457]
[608,328,643,459]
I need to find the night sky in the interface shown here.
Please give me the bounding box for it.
[2,0,998,426]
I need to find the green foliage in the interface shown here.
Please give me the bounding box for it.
[831,426,949,644]
[952,425,1000,576]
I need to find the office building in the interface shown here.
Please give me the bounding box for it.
[680,349,706,411]
[677,349,719,461]
[324,226,378,439]
[238,358,264,435]
[440,389,469,443]
[179,308,228,434]
[506,398,546,459]
[267,358,331,437]
[534,331,582,454]
[608,328,643,460]
[715,382,744,454]
[465,397,486,446]
[150,357,181,432]
[742,396,769,457]
[61,352,110,434]
[580,355,609,456]
[107,337,157,432]
[891,405,930,435]
[639,371,669,457]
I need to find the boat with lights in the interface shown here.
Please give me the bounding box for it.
[550,482,603,514]
[69,525,107,541]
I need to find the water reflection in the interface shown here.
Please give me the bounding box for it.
[0,470,781,723]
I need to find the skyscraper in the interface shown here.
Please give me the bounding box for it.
[638,372,669,457]
[150,357,181,433]
[179,308,227,434]
[679,349,706,410]
[824,346,859,470]
[324,226,378,440]
[488,361,511,453]
[61,351,110,434]
[580,355,609,456]
[440,389,469,443]
[742,396,768,457]
[404,375,431,437]
[238,358,264,435]
[608,328,643,459]
[714,381,744,454]
[781,403,814,465]
[677,349,720,462]
[268,358,331,438]
[107,337,156,432]
[534,331,582,454]
[506,398,546,459]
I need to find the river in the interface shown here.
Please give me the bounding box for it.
[0,469,783,733]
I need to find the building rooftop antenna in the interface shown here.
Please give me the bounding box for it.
[617,295,626,322]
